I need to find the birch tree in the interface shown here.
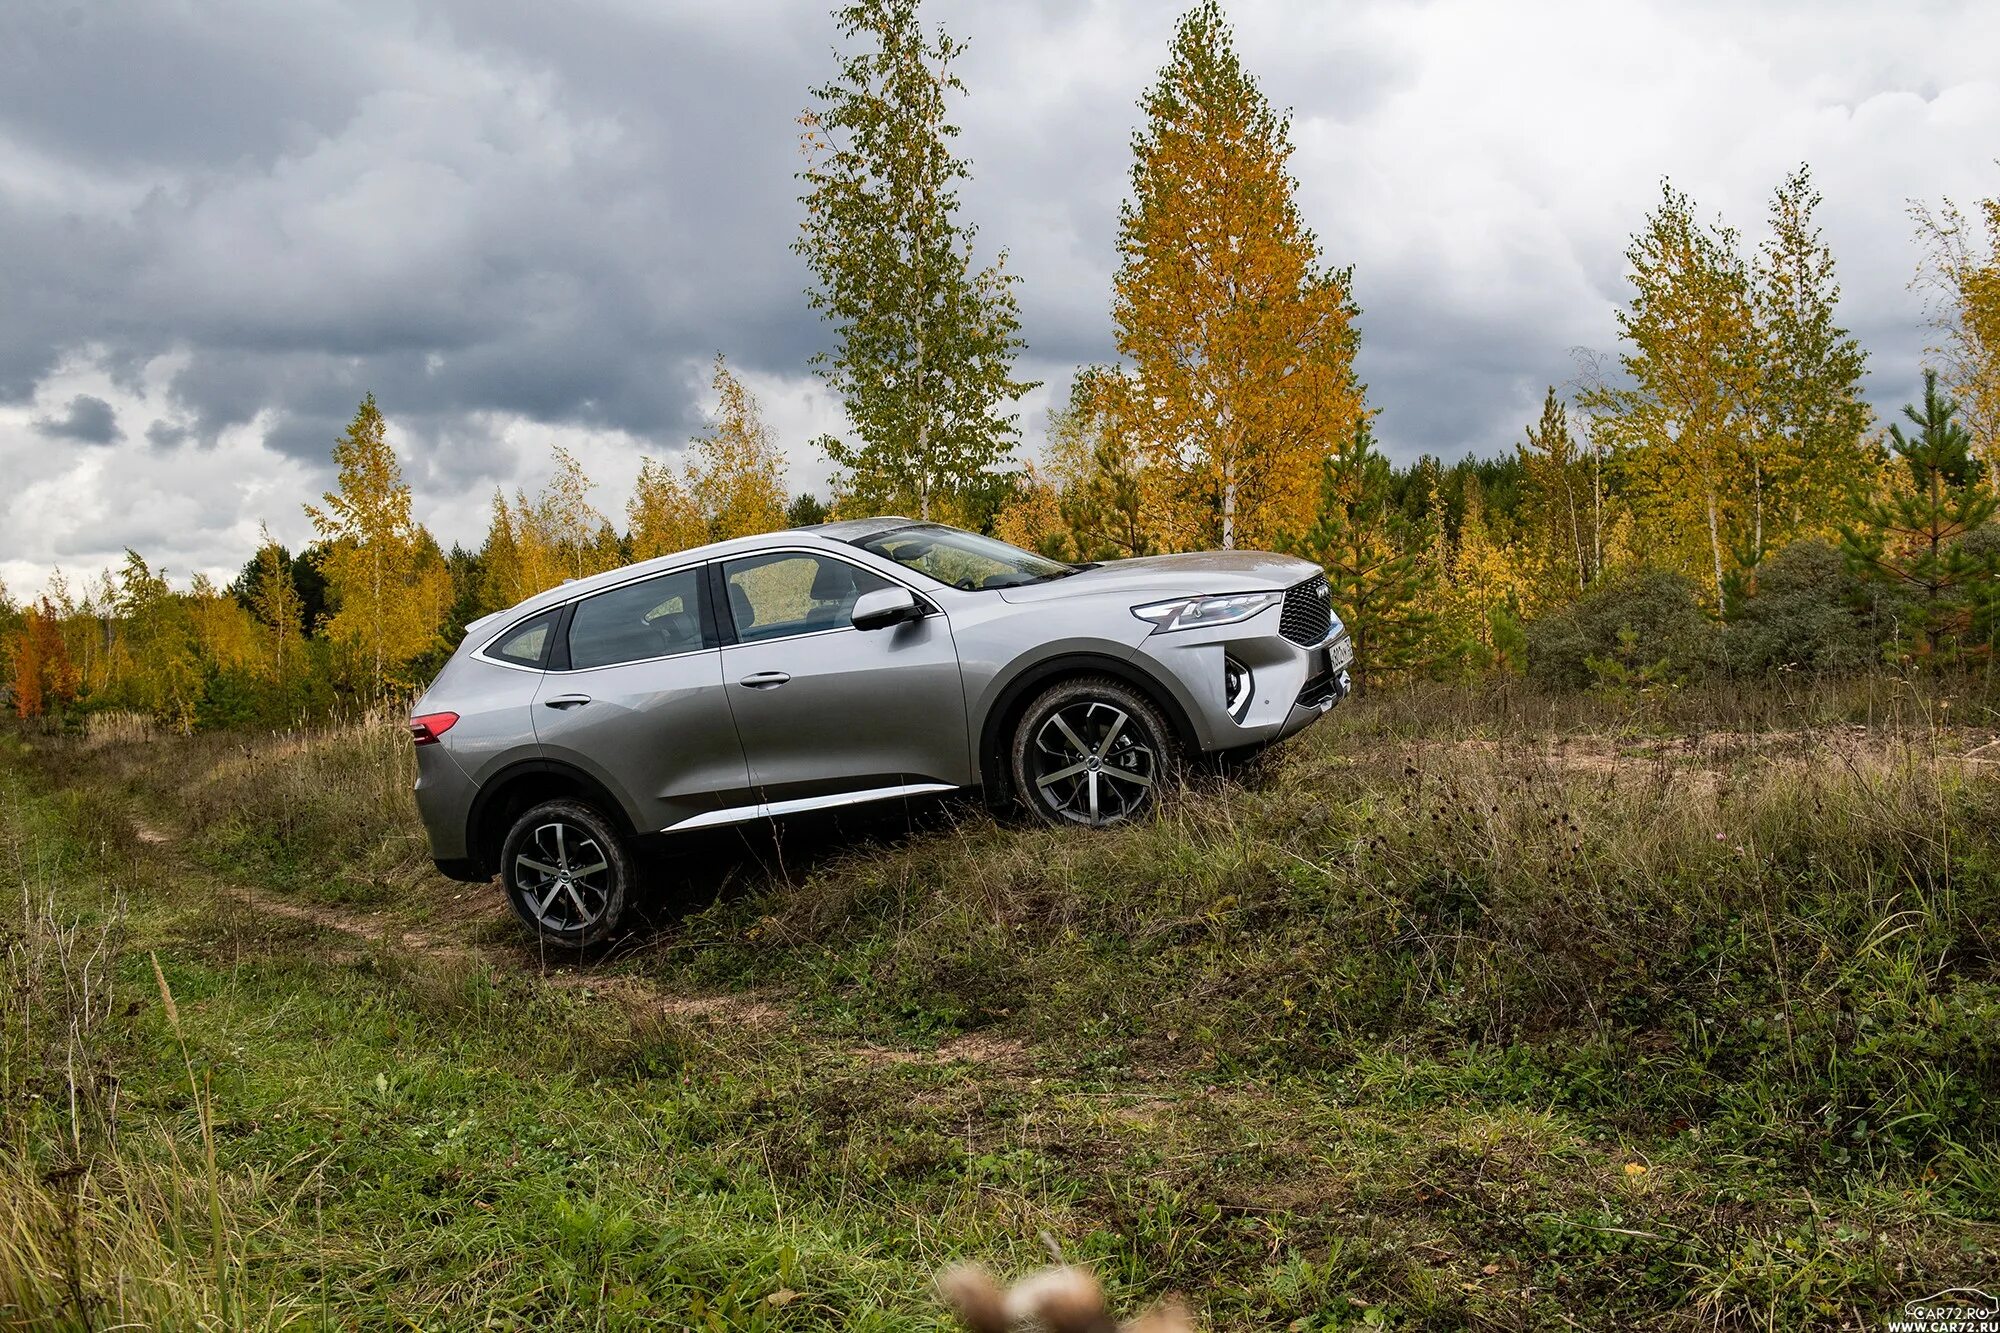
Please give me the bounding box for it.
[796,0,1033,522]
[1584,183,1760,606]
[1753,165,1873,547]
[1113,0,1362,551]
[1911,188,2000,489]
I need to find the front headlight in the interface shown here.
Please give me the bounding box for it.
[1130,590,1282,633]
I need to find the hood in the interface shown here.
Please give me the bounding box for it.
[996,549,1321,604]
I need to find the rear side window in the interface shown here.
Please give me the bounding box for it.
[568,567,708,669]
[487,609,560,668]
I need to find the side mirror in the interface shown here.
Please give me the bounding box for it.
[852,585,922,631]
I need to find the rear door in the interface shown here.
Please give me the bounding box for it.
[714,548,970,806]
[530,563,754,832]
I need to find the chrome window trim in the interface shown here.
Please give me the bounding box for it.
[721,622,861,650]
[474,654,547,676]
[553,643,721,675]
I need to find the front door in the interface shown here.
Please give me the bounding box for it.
[715,549,969,806]
[532,563,754,832]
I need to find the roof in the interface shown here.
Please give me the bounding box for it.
[796,515,921,541]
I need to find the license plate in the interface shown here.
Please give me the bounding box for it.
[1324,636,1354,676]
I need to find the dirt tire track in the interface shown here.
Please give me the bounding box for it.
[121,810,803,1039]
[119,806,1035,1065]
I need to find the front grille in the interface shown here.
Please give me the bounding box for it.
[1279,574,1332,646]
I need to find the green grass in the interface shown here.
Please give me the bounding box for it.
[2,679,1997,1328]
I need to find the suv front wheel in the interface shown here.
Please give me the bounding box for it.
[1011,676,1175,828]
[499,799,635,947]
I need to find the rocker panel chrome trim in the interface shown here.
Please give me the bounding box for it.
[664,781,958,832]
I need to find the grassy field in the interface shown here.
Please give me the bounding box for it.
[3,679,1997,1329]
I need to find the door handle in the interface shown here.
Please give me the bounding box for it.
[542,694,592,709]
[738,671,791,690]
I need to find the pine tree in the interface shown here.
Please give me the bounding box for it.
[1070,433,1155,562]
[687,355,789,540]
[1113,0,1362,551]
[425,543,491,676]
[796,0,1034,521]
[303,395,446,698]
[1285,419,1431,690]
[786,493,830,528]
[1516,386,1595,601]
[1842,370,2000,668]
[1752,165,1873,550]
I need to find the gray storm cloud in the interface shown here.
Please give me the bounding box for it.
[1,0,1996,596]
[34,394,121,444]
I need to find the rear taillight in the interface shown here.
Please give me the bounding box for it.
[409,712,459,745]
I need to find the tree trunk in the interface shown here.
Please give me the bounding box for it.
[1564,472,1585,592]
[1591,440,1603,583]
[1705,487,1725,608]
[372,541,384,702]
[1752,460,1764,563]
[1221,467,1236,549]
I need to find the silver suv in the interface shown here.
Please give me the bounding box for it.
[410,519,1350,944]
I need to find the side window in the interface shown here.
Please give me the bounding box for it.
[568,567,707,670]
[721,553,894,643]
[487,609,560,668]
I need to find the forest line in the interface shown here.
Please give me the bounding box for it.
[3,0,1997,727]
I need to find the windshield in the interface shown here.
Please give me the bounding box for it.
[850,524,1078,590]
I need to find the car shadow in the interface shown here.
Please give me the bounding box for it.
[599,789,990,954]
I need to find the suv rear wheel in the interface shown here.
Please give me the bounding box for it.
[499,798,635,947]
[1010,676,1175,827]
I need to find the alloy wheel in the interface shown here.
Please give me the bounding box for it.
[1030,700,1157,825]
[513,820,613,933]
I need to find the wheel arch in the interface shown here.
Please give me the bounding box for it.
[975,652,1200,802]
[464,758,635,878]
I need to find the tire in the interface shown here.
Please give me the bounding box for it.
[1009,676,1176,828]
[498,798,636,948]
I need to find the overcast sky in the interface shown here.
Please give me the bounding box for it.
[2,0,1996,598]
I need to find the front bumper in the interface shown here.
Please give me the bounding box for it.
[1132,601,1350,753]
[1274,665,1350,741]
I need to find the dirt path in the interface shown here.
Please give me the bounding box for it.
[130,815,479,955]
[117,809,995,1062]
